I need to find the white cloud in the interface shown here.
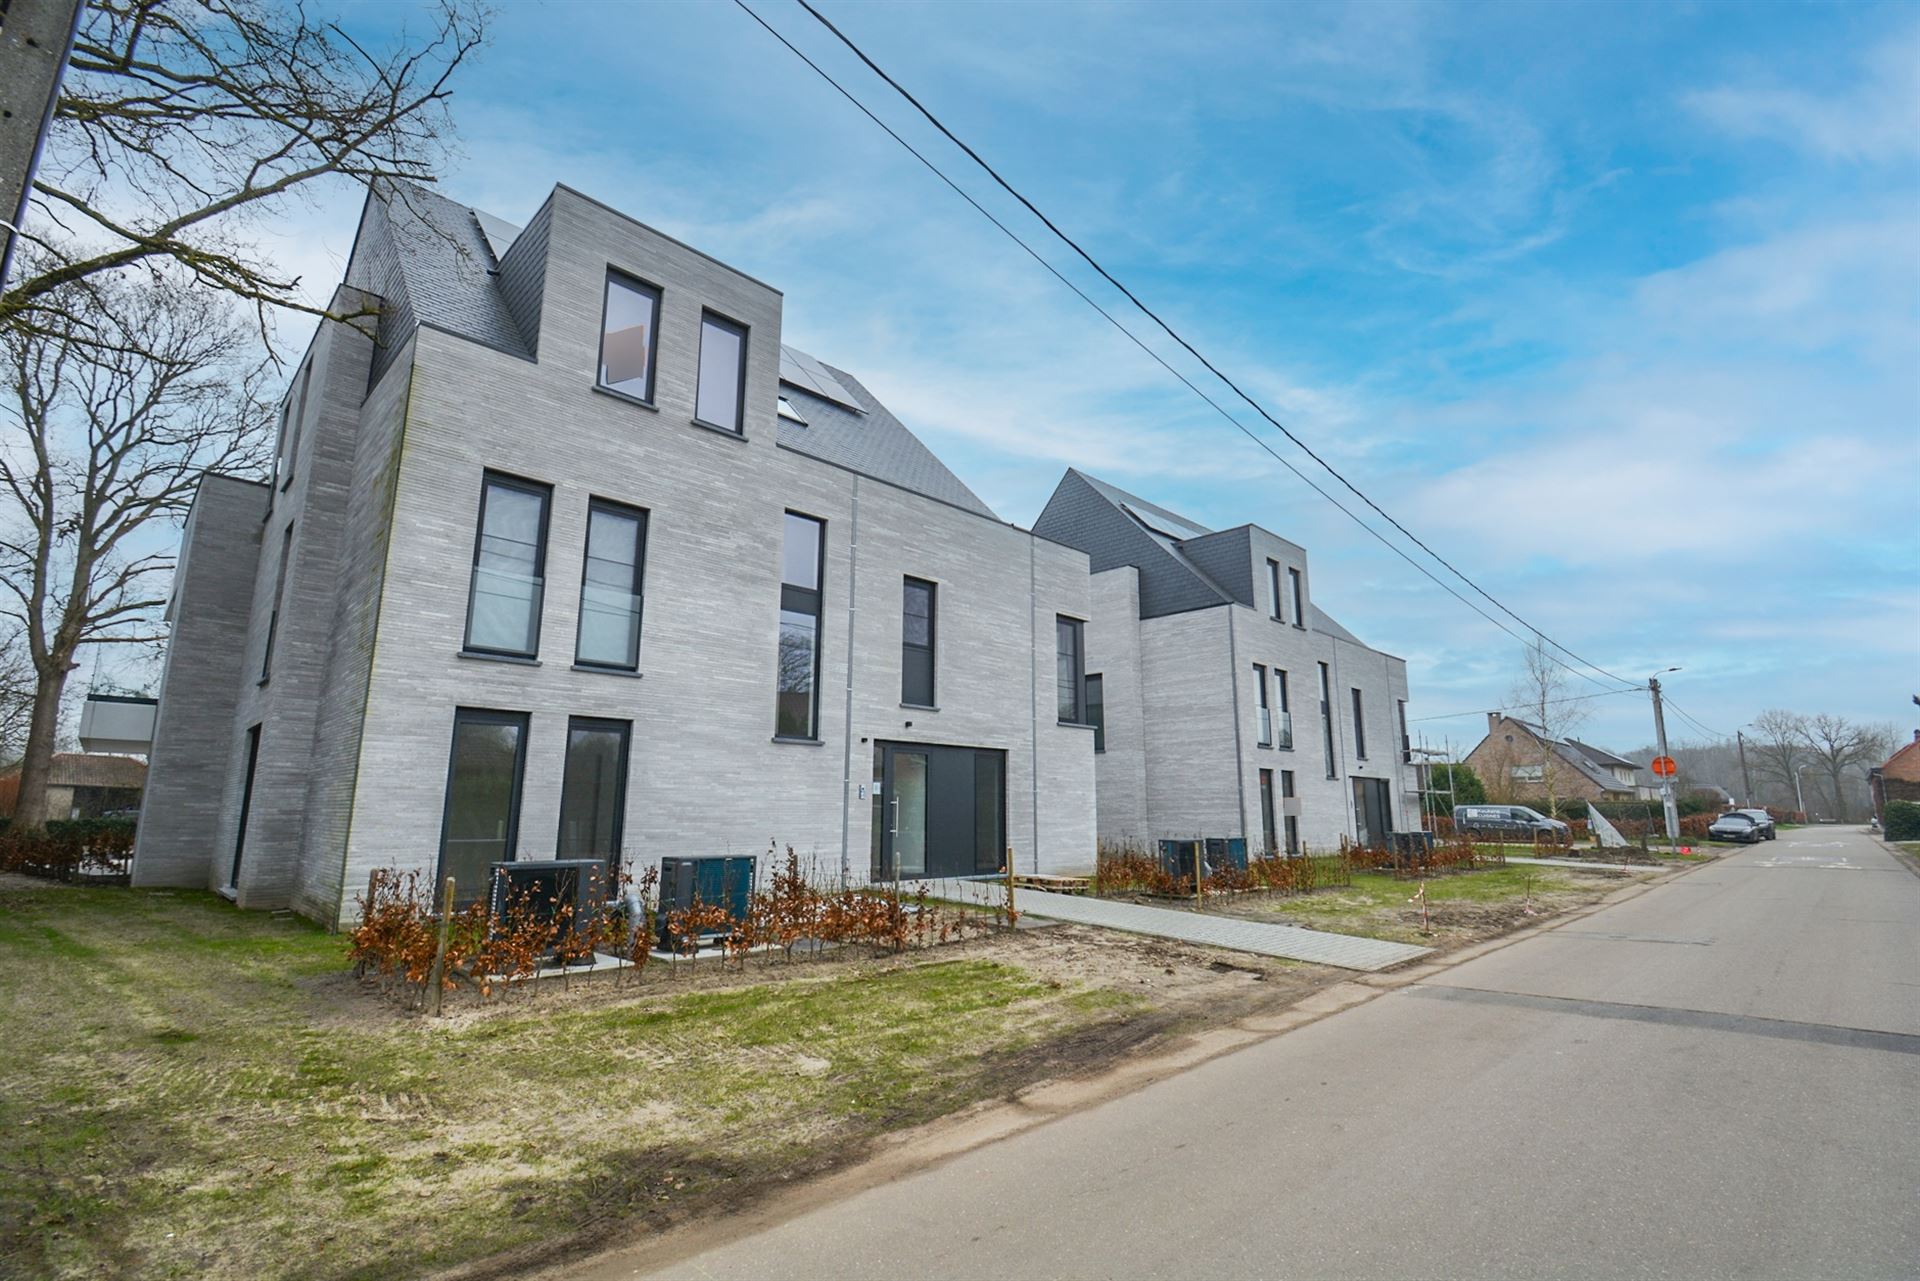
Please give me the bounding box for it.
[1683,24,1920,163]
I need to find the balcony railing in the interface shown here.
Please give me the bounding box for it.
[467,566,544,656]
[576,583,643,668]
[1277,710,1294,750]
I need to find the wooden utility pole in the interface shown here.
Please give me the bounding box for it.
[1649,678,1679,845]
[1736,731,1755,807]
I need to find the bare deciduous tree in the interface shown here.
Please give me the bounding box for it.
[1503,636,1589,818]
[0,630,34,764]
[1749,708,1811,811]
[1797,714,1894,823]
[2,0,486,345]
[1,268,271,827]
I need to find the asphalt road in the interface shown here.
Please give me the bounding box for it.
[619,826,1920,1280]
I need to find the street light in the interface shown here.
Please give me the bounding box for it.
[1794,765,1811,820]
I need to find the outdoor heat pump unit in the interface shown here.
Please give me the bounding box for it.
[1156,838,1248,882]
[487,859,613,956]
[656,855,756,950]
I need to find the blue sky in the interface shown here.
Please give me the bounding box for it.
[267,0,1917,753]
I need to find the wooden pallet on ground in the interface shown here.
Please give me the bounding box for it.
[1011,874,1092,895]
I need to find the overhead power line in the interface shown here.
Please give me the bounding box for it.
[785,0,1642,696]
[1661,696,1732,742]
[1405,685,1646,725]
[730,0,1590,674]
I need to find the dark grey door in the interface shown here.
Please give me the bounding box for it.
[875,743,1006,880]
[1352,777,1392,848]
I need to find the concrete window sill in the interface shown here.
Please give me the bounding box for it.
[457,650,542,667]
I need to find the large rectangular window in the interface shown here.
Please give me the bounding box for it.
[1276,668,1293,749]
[1254,663,1273,747]
[576,499,647,670]
[776,512,825,740]
[1319,661,1337,778]
[437,708,529,906]
[1352,687,1367,759]
[599,271,660,401]
[465,473,551,658]
[1056,616,1086,724]
[1086,674,1105,752]
[557,717,630,862]
[1259,768,1278,855]
[1399,699,1411,763]
[1267,559,1284,622]
[262,522,292,681]
[695,311,747,433]
[1289,567,1305,628]
[282,361,311,491]
[902,577,935,707]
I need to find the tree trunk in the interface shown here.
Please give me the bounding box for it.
[10,660,71,830]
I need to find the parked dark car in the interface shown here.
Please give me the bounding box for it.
[1707,812,1764,843]
[1733,808,1776,840]
[1453,804,1572,842]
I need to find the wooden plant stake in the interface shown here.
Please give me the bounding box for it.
[1004,846,1017,929]
[428,875,455,1016]
[1411,879,1429,934]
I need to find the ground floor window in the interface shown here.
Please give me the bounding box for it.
[557,717,630,862]
[438,708,529,905]
[1259,768,1277,855]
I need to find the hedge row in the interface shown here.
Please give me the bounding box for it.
[1885,800,1920,842]
[0,818,137,880]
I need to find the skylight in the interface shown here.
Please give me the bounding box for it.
[777,396,809,426]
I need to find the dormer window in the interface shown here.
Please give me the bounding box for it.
[599,271,660,402]
[695,311,747,434]
[777,396,808,426]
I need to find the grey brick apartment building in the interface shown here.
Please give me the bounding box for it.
[132,183,1097,925]
[1032,471,1417,855]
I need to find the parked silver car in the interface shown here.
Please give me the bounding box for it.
[1707,812,1764,844]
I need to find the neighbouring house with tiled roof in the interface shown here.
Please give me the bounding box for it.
[1464,714,1643,809]
[0,753,146,820]
[1868,730,1920,824]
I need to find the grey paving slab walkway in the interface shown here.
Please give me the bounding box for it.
[1503,855,1662,873]
[926,879,1432,972]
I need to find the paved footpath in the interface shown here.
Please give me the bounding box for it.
[928,877,1434,971]
[589,826,1918,1281]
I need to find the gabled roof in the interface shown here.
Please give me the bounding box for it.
[1878,734,1920,784]
[1033,470,1370,642]
[0,753,147,789]
[1568,739,1643,770]
[343,183,994,518]
[1489,719,1635,795]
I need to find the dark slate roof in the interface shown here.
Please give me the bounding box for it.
[775,356,996,518]
[1568,739,1643,770]
[1504,720,1635,794]
[346,184,994,518]
[1034,469,1373,644]
[0,753,147,789]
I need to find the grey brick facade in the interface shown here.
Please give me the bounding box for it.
[134,184,1096,926]
[1035,471,1418,854]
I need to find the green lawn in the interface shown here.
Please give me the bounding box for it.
[0,886,1137,1281]
[1221,864,1623,946]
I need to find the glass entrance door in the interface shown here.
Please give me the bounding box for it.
[887,749,929,879]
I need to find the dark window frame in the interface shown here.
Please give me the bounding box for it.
[1086,673,1105,752]
[1259,767,1278,855]
[775,511,826,741]
[1267,559,1284,622]
[1276,667,1293,749]
[574,497,649,672]
[1254,662,1272,748]
[556,715,631,864]
[694,308,750,435]
[1056,615,1087,725]
[1319,661,1337,778]
[463,471,553,660]
[1289,566,1306,630]
[281,360,311,492]
[1352,687,1368,759]
[434,706,531,897]
[261,521,292,682]
[901,576,937,708]
[229,724,261,890]
[597,269,664,405]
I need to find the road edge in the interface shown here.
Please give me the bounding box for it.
[499,856,1719,1281]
